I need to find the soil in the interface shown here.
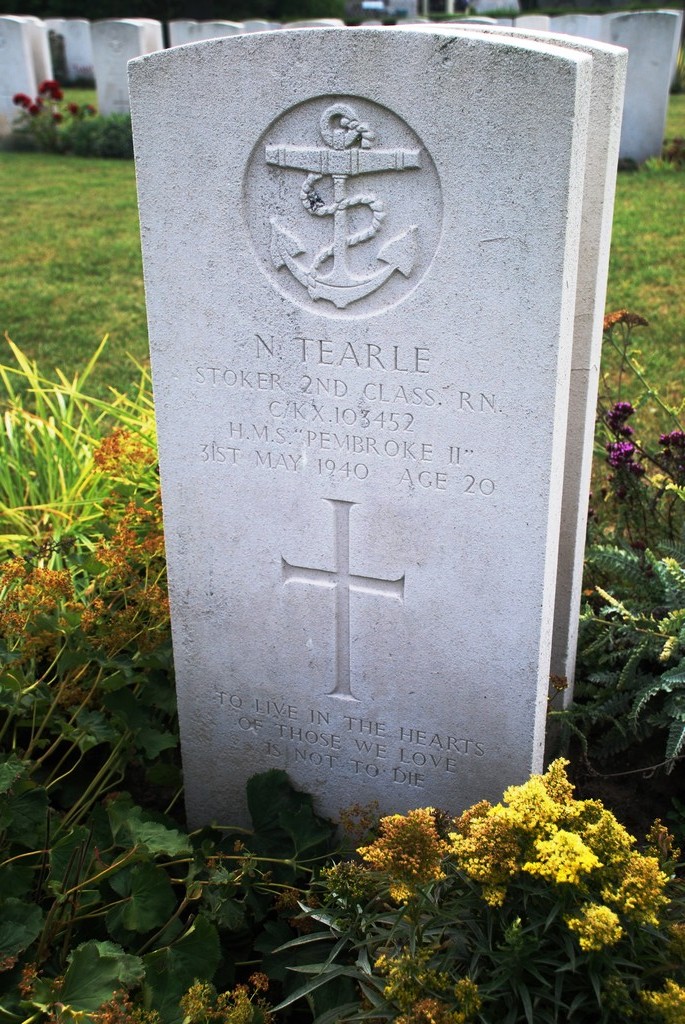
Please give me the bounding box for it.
[565,738,685,844]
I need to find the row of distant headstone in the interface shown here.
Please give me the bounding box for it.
[0,9,682,158]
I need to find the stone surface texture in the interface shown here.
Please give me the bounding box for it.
[130,27,593,827]
[454,22,626,699]
[0,16,36,136]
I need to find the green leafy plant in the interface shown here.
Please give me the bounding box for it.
[64,114,134,160]
[564,313,685,771]
[0,342,338,1023]
[275,761,685,1024]
[564,545,685,770]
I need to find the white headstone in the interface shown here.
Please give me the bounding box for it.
[605,11,679,163]
[45,18,94,82]
[168,21,197,47]
[242,20,281,32]
[15,15,53,84]
[453,22,627,702]
[549,15,604,42]
[126,19,165,54]
[515,15,550,32]
[130,27,596,827]
[0,15,36,136]
[284,19,346,28]
[92,20,161,116]
[188,21,245,42]
[472,0,520,13]
[662,8,684,86]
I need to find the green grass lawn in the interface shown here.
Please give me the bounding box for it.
[0,93,683,396]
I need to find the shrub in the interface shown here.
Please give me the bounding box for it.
[64,113,134,160]
[563,313,685,772]
[11,80,133,159]
[277,760,685,1024]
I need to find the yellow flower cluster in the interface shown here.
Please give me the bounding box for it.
[565,904,623,951]
[375,949,452,1011]
[179,979,272,1024]
[640,980,685,1024]
[359,807,449,902]
[448,759,670,946]
[376,951,480,1024]
[93,427,157,476]
[0,557,74,660]
[524,829,601,885]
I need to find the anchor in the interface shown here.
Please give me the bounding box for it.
[266,103,421,309]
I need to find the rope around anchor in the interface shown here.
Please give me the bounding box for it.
[300,105,386,276]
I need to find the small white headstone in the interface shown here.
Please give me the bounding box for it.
[188,21,245,42]
[605,11,679,163]
[242,20,280,32]
[92,19,161,115]
[515,15,550,32]
[16,15,53,84]
[472,0,520,12]
[550,15,604,42]
[0,16,36,136]
[168,21,197,47]
[130,27,608,826]
[284,19,346,28]
[45,18,94,82]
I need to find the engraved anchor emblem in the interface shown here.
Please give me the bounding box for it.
[266,103,421,309]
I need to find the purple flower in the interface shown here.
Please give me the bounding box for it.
[605,401,636,437]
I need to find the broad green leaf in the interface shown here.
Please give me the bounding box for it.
[3,788,49,848]
[107,862,176,933]
[136,727,178,760]
[63,709,119,753]
[0,756,26,795]
[143,916,220,1024]
[56,941,144,1012]
[0,898,43,959]
[107,795,191,857]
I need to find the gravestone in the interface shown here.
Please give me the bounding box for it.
[92,19,161,115]
[604,11,679,163]
[515,15,551,32]
[45,19,94,83]
[472,0,520,12]
[0,16,36,136]
[17,15,53,84]
[168,21,197,47]
[550,15,604,42]
[453,22,626,702]
[130,27,608,827]
[284,19,346,28]
[188,21,245,42]
[242,20,281,32]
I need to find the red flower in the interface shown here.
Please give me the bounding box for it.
[53,112,63,123]
[84,104,96,116]
[28,104,41,116]
[67,102,80,115]
[52,87,64,101]
[38,78,59,95]
[12,92,32,108]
